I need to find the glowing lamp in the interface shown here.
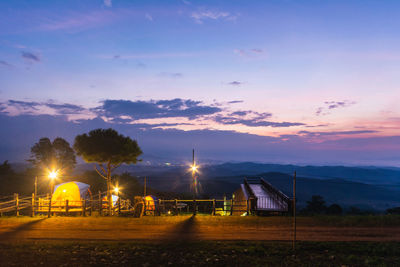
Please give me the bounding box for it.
[114,187,119,194]
[48,170,58,180]
[191,165,198,172]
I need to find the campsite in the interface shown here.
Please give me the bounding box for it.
[2,1,400,266]
[0,133,399,266]
[1,159,400,266]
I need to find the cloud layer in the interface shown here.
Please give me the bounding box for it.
[191,9,237,24]
[0,112,398,165]
[316,100,356,116]
[214,110,305,128]
[21,51,40,63]
[95,99,221,120]
[0,98,381,144]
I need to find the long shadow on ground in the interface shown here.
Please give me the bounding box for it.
[163,215,198,242]
[0,218,46,241]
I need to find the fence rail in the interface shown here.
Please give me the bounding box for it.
[1,193,273,217]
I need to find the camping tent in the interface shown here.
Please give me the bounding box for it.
[51,181,91,207]
[102,194,119,208]
[144,195,158,211]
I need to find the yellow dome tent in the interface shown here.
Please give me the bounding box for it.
[51,181,91,211]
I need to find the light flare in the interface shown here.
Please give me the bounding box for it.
[48,170,58,180]
[114,187,120,194]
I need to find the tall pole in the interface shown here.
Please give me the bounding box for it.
[34,176,37,199]
[48,179,54,218]
[192,149,196,214]
[117,189,120,215]
[192,149,195,199]
[144,176,147,197]
[34,176,38,216]
[292,171,297,251]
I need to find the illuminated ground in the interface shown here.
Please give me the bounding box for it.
[0,216,399,266]
[0,215,399,242]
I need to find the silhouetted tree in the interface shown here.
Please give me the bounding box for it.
[74,128,142,214]
[0,160,13,176]
[327,203,343,215]
[28,137,76,172]
[305,195,327,214]
[386,207,400,215]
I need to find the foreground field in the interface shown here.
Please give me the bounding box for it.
[0,241,399,266]
[1,215,400,242]
[1,216,399,266]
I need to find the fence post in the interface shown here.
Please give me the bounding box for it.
[66,199,69,216]
[14,193,19,216]
[230,198,233,216]
[212,199,216,216]
[193,199,197,215]
[31,193,35,217]
[158,199,161,216]
[47,193,51,218]
[90,196,93,216]
[174,199,178,215]
[83,200,86,217]
[98,191,102,216]
[246,199,249,216]
[223,195,227,215]
[35,192,38,213]
[118,198,121,216]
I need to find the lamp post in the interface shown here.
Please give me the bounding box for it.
[191,149,198,196]
[191,149,199,215]
[114,186,120,197]
[114,186,120,215]
[48,170,58,218]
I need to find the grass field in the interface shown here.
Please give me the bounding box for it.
[0,215,399,266]
[0,241,399,266]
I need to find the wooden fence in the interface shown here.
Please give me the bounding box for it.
[145,198,252,216]
[1,193,253,217]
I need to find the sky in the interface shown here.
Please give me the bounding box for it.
[0,0,399,166]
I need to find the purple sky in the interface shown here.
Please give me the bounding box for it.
[0,0,399,165]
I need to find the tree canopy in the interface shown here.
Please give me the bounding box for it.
[305,195,327,214]
[28,137,76,171]
[0,160,13,176]
[73,128,142,168]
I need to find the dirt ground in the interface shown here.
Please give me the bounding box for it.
[2,241,400,267]
[1,215,400,242]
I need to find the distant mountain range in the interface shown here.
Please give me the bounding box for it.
[203,162,400,185]
[108,162,400,211]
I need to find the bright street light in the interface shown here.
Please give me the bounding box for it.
[47,169,58,218]
[48,170,58,180]
[191,164,198,172]
[114,187,120,194]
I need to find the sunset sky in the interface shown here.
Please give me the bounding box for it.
[0,0,399,165]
